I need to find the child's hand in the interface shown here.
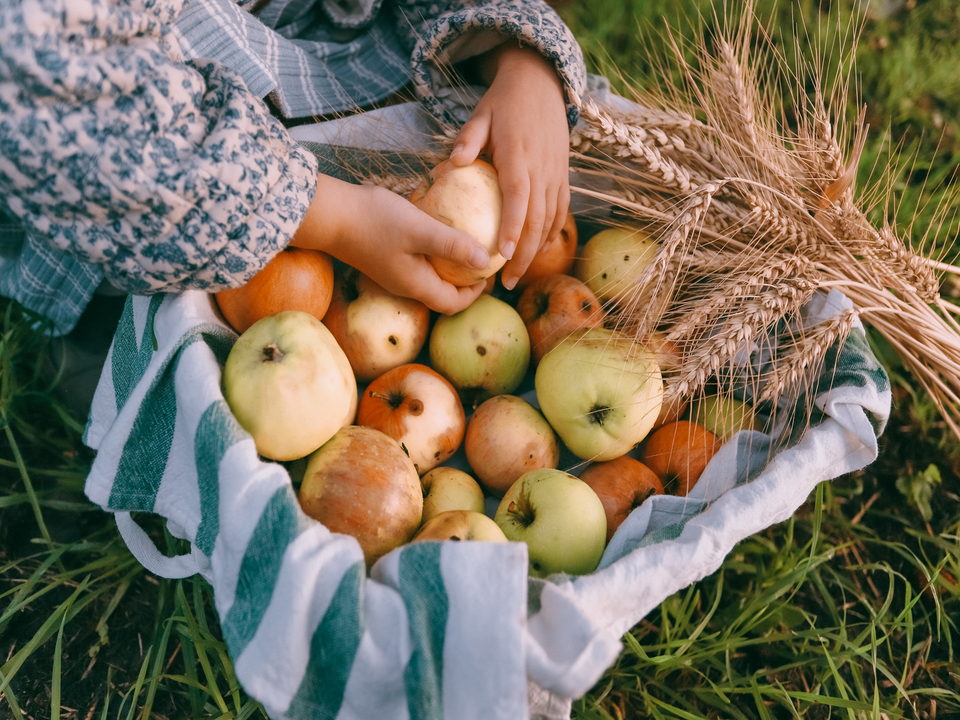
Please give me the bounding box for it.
[291,177,488,315]
[449,45,570,290]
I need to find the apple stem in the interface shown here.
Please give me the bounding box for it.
[507,490,536,527]
[262,343,284,363]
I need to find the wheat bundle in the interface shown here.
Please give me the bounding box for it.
[562,18,960,446]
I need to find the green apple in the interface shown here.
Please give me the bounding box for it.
[223,310,357,461]
[684,393,762,440]
[494,468,607,577]
[420,466,486,523]
[429,294,530,408]
[574,227,658,303]
[535,327,663,461]
[412,509,508,543]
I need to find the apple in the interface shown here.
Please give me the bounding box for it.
[322,267,430,383]
[494,468,607,577]
[222,310,357,461]
[412,510,507,543]
[429,294,531,408]
[640,420,720,497]
[420,466,486,523]
[574,227,658,303]
[215,247,334,333]
[516,273,605,366]
[684,393,761,441]
[535,327,663,461]
[409,158,506,286]
[579,456,664,542]
[464,394,559,496]
[356,363,465,476]
[299,425,423,567]
[514,211,579,290]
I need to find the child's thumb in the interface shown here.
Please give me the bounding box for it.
[449,114,490,166]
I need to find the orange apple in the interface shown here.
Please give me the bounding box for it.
[465,395,560,496]
[356,363,465,476]
[409,158,505,286]
[579,456,664,543]
[640,420,720,497]
[215,247,334,333]
[322,266,430,383]
[515,211,579,290]
[298,425,423,567]
[516,273,605,365]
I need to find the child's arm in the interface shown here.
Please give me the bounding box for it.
[290,174,489,316]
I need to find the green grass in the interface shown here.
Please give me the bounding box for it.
[2,1,960,718]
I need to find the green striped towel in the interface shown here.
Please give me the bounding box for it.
[82,285,889,720]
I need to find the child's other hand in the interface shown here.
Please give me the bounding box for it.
[291,178,488,315]
[449,45,570,290]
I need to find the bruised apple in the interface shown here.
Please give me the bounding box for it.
[579,456,664,542]
[516,273,604,365]
[216,247,334,333]
[299,426,423,567]
[322,267,430,383]
[410,158,505,286]
[429,294,530,408]
[356,363,465,476]
[514,212,579,290]
[464,395,559,496]
[412,510,507,543]
[574,227,658,304]
[222,310,357,461]
[641,420,720,497]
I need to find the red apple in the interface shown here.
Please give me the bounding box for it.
[410,158,506,286]
[298,425,423,567]
[515,211,579,290]
[215,247,334,333]
[356,363,466,476]
[516,273,605,366]
[464,394,560,496]
[579,456,664,542]
[640,420,720,497]
[322,266,430,383]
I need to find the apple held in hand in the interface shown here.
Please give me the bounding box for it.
[430,294,530,408]
[535,327,663,461]
[222,310,357,461]
[322,267,430,383]
[514,212,579,290]
[574,227,658,304]
[516,273,604,366]
[216,247,335,333]
[357,363,465,476]
[641,420,720,497]
[420,467,486,523]
[412,510,507,543]
[410,158,506,286]
[299,425,423,566]
[494,468,607,577]
[579,456,664,543]
[465,394,559,497]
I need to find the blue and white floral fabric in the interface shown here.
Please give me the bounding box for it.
[0,0,585,334]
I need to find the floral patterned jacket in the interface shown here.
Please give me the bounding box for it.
[0,0,585,333]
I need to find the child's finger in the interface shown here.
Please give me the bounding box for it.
[449,112,491,167]
[415,218,491,271]
[417,275,486,315]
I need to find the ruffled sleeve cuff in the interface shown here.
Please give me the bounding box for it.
[410,0,587,130]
